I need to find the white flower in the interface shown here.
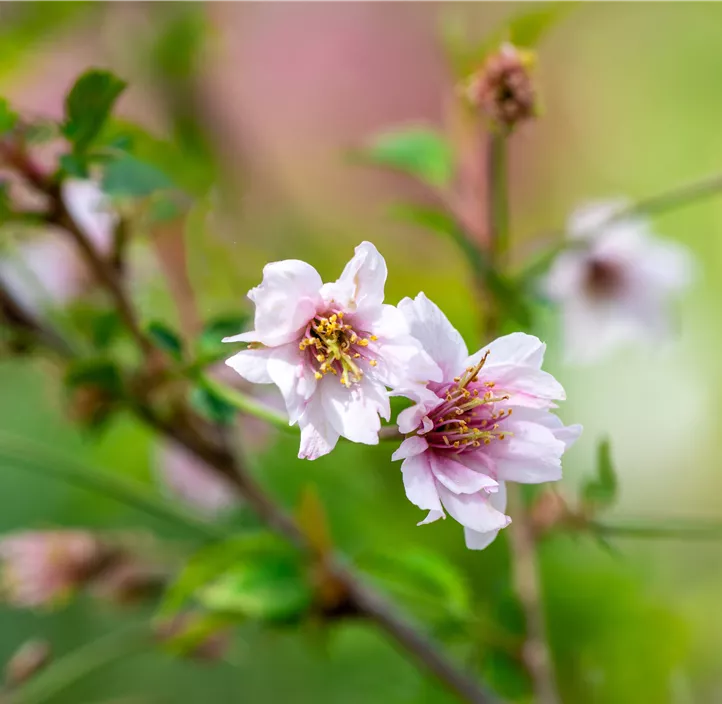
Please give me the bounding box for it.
[224,242,441,459]
[543,200,694,364]
[392,294,581,550]
[61,179,118,251]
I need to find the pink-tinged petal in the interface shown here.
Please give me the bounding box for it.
[371,336,442,390]
[391,436,429,462]
[429,454,499,495]
[61,179,117,251]
[225,348,273,384]
[418,509,445,526]
[489,420,566,483]
[489,364,566,407]
[323,241,387,313]
[463,482,508,550]
[298,394,340,460]
[401,453,443,513]
[250,260,322,347]
[567,199,629,240]
[321,376,384,445]
[222,331,260,343]
[508,407,583,450]
[267,344,316,424]
[398,293,468,378]
[469,332,546,371]
[396,399,439,434]
[360,304,409,338]
[436,485,510,533]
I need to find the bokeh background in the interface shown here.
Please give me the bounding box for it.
[1,2,722,703]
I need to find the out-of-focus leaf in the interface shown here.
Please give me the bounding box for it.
[58,153,88,179]
[24,120,58,145]
[67,305,123,351]
[391,203,533,327]
[189,384,236,426]
[147,321,183,361]
[481,649,531,700]
[0,97,18,135]
[360,548,472,622]
[0,182,11,222]
[199,551,312,623]
[102,153,174,198]
[65,358,122,397]
[196,313,250,361]
[582,437,618,511]
[63,69,127,154]
[356,126,454,188]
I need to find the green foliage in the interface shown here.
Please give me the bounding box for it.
[196,313,250,361]
[356,126,455,188]
[0,97,18,135]
[146,321,184,361]
[101,153,174,198]
[360,547,472,624]
[162,533,312,625]
[582,437,618,512]
[188,384,236,426]
[65,359,123,398]
[62,69,127,156]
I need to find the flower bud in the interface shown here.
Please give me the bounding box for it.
[4,639,51,688]
[465,43,537,129]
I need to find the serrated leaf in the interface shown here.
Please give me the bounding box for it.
[0,97,18,135]
[63,69,127,154]
[189,384,236,426]
[356,126,454,188]
[361,548,471,622]
[147,321,183,360]
[102,153,174,198]
[197,314,250,361]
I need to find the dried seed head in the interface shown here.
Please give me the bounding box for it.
[465,43,537,129]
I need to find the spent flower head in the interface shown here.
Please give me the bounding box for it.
[543,200,695,364]
[392,294,581,550]
[224,242,441,459]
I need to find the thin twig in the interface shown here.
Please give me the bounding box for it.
[484,130,560,704]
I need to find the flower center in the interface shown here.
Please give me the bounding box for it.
[424,351,512,453]
[298,312,378,387]
[584,257,625,300]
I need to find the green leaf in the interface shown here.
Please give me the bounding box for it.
[102,153,174,198]
[147,321,184,360]
[65,359,123,397]
[58,152,89,179]
[391,203,532,327]
[0,97,18,135]
[63,69,127,154]
[189,384,236,426]
[582,437,618,511]
[200,551,312,624]
[356,126,454,188]
[360,548,471,623]
[196,313,250,361]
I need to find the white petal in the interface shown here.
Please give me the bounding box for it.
[222,331,259,343]
[225,348,273,384]
[321,376,384,445]
[266,343,317,424]
[464,482,508,550]
[250,260,322,347]
[298,394,340,460]
[61,179,117,251]
[323,241,387,313]
[567,199,629,240]
[429,454,499,495]
[436,484,510,533]
[419,510,445,526]
[401,453,443,513]
[398,293,468,378]
[489,364,566,407]
[397,403,431,434]
[469,332,546,370]
[391,436,429,462]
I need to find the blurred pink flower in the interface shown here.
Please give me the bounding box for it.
[155,441,240,517]
[0,530,106,608]
[543,200,695,364]
[392,294,581,550]
[224,242,441,460]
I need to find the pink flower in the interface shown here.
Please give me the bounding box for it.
[392,294,581,550]
[224,242,441,459]
[543,200,694,364]
[0,531,106,608]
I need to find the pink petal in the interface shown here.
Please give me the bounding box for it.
[401,453,443,513]
[429,454,499,495]
[488,364,566,407]
[298,394,340,460]
[436,485,510,533]
[225,348,273,384]
[463,482,508,550]
[267,343,316,424]
[320,376,384,445]
[469,332,546,371]
[322,241,387,313]
[418,510,445,526]
[391,436,429,462]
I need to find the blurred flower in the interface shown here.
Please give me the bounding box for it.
[543,200,694,364]
[465,43,536,129]
[392,294,581,550]
[155,440,240,517]
[224,242,441,460]
[0,530,108,608]
[0,179,116,310]
[4,639,52,688]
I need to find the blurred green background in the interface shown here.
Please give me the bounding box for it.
[1,2,722,703]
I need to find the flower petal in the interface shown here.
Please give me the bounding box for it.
[469,332,546,371]
[391,436,429,462]
[398,293,468,378]
[322,241,387,313]
[401,453,443,513]
[418,510,445,526]
[486,364,566,407]
[298,394,340,460]
[321,376,384,445]
[463,482,508,550]
[265,343,317,424]
[225,348,273,384]
[250,260,322,347]
[429,454,499,495]
[436,484,510,533]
